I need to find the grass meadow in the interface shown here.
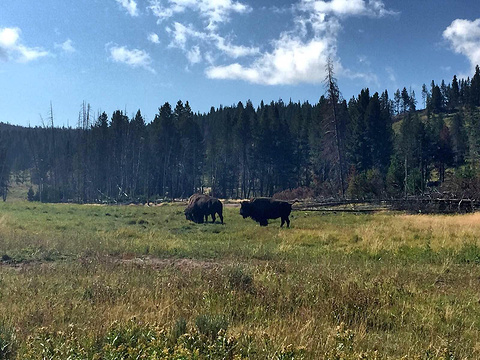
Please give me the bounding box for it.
[1,202,480,358]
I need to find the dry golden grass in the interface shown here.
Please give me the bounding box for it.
[280,212,480,253]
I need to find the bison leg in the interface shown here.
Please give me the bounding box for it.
[195,212,204,224]
[281,216,290,227]
[259,219,268,226]
[211,213,216,223]
[218,211,224,224]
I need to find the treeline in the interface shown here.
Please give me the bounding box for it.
[2,66,480,203]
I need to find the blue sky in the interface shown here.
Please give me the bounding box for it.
[1,0,480,126]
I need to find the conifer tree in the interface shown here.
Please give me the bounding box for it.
[347,89,370,172]
[470,65,480,107]
[401,87,410,113]
[399,113,425,195]
[449,75,460,109]
[394,89,401,115]
[450,112,467,166]
[91,112,109,200]
[431,85,443,113]
[367,92,392,173]
[129,110,146,199]
[421,84,429,109]
[0,136,10,201]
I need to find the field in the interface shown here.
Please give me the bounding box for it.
[1,202,480,359]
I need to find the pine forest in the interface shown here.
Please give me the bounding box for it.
[2,65,480,204]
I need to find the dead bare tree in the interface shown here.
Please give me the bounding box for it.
[324,58,346,198]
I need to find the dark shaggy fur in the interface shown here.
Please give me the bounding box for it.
[185,194,224,224]
[240,197,292,227]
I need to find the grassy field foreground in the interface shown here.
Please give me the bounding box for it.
[1,202,480,359]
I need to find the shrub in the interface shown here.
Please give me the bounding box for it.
[406,168,423,195]
[195,314,228,340]
[23,321,240,359]
[347,168,385,199]
[27,187,35,202]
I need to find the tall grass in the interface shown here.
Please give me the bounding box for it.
[1,202,480,358]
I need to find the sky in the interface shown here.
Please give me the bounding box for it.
[1,0,480,127]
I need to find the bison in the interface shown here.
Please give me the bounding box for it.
[240,198,292,227]
[185,194,224,224]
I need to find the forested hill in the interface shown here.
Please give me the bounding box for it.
[1,66,480,203]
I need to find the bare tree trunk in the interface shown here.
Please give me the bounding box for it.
[325,58,346,199]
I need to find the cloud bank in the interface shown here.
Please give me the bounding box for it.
[206,0,395,85]
[111,0,396,83]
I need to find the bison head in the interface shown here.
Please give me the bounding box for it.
[184,207,194,221]
[239,201,251,218]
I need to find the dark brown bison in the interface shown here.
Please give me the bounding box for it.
[185,194,224,224]
[240,198,292,227]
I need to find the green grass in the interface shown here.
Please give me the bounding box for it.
[1,202,480,358]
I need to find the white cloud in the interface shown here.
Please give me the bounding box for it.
[151,0,257,66]
[55,39,76,53]
[206,0,394,85]
[207,34,334,85]
[204,51,215,64]
[148,33,161,44]
[166,22,257,60]
[0,27,49,62]
[186,46,202,64]
[149,0,251,29]
[150,0,395,85]
[268,5,294,15]
[148,0,175,22]
[0,27,20,47]
[443,19,480,70]
[166,22,207,49]
[213,34,259,58]
[305,0,368,16]
[109,45,155,73]
[299,0,397,18]
[115,0,139,16]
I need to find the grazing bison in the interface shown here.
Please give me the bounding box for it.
[185,194,224,224]
[240,198,292,227]
[184,193,202,222]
